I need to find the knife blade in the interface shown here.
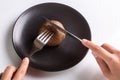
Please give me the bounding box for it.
[43,17,82,42]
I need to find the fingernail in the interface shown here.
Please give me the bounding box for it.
[23,57,29,62]
[82,39,88,43]
[81,39,88,45]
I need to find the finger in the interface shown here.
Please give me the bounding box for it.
[13,57,29,80]
[82,39,113,62]
[101,43,119,53]
[95,56,111,78]
[1,66,16,80]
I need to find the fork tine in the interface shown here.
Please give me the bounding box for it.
[44,33,54,44]
[39,30,49,41]
[42,32,52,42]
[37,30,48,39]
[29,29,53,57]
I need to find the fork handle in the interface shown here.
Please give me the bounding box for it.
[28,46,41,58]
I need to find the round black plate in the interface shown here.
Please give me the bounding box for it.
[12,3,91,71]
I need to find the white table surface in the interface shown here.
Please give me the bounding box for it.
[1,0,120,80]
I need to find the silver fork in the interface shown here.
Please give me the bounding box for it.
[28,30,54,57]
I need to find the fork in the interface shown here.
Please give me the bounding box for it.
[28,30,54,57]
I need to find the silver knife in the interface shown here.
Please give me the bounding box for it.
[43,17,82,42]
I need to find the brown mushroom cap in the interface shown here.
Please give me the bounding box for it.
[38,20,66,46]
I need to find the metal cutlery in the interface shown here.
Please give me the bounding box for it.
[29,30,53,57]
[43,17,82,42]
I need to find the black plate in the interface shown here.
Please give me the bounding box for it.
[12,3,91,71]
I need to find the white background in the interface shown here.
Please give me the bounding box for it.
[0,0,120,80]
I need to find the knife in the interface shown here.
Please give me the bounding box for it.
[43,17,82,42]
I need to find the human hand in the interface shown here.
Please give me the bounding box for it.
[0,57,29,80]
[82,39,120,80]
